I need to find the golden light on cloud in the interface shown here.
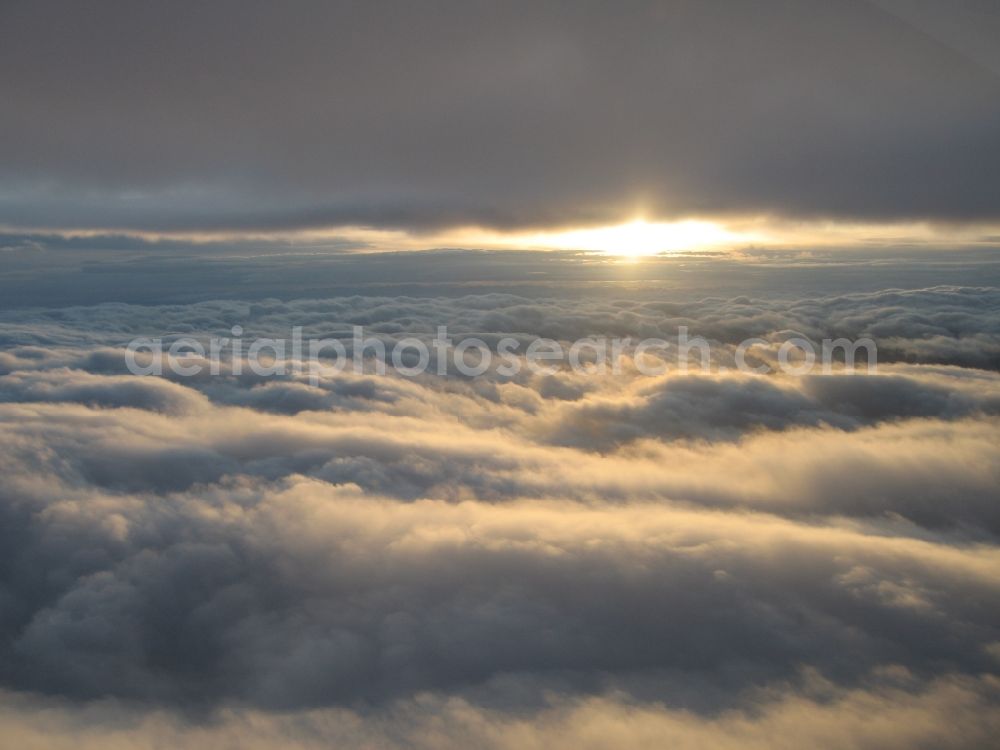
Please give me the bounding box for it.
[293,217,765,256]
[521,219,756,256]
[430,216,1000,257]
[50,216,1000,258]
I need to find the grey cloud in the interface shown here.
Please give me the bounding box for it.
[1,277,999,746]
[4,3,1000,743]
[3,281,999,367]
[0,368,209,415]
[1,1,1000,232]
[548,371,1000,448]
[1,472,998,711]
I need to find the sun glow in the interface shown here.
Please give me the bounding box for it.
[522,219,754,256]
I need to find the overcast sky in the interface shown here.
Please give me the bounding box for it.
[2,0,1000,235]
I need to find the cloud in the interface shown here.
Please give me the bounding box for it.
[0,367,209,415]
[3,281,998,365]
[0,279,999,744]
[2,1,999,741]
[546,370,1000,447]
[0,671,999,750]
[1,1,1000,232]
[2,473,999,709]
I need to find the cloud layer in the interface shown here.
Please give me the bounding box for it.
[2,0,1000,232]
[0,275,998,745]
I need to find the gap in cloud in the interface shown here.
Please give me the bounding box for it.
[9,214,1000,260]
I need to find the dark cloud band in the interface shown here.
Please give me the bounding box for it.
[2,0,999,232]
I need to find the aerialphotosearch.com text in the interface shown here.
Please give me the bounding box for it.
[125,326,878,384]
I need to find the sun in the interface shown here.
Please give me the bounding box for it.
[524,219,748,256]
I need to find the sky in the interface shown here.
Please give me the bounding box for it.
[1,2,999,749]
[2,0,1000,243]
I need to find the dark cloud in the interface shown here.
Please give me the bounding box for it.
[1,0,1000,232]
[547,371,1000,448]
[1,460,998,710]
[0,368,209,415]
